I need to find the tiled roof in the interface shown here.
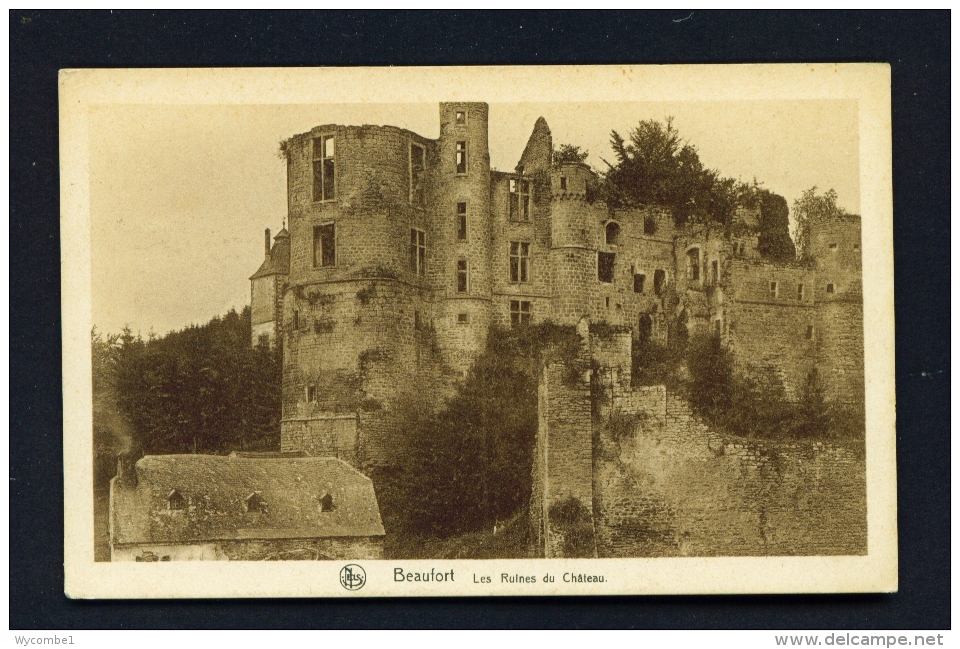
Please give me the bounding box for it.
[250,230,290,280]
[111,454,384,545]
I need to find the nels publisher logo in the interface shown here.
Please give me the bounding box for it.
[339,564,366,591]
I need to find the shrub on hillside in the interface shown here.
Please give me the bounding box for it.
[381,323,582,538]
[548,496,595,558]
[684,334,860,440]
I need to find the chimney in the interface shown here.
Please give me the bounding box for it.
[264,228,272,260]
[116,449,142,488]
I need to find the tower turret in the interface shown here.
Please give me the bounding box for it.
[432,102,492,372]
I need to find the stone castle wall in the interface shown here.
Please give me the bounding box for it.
[280,277,449,467]
[280,415,357,464]
[592,391,866,557]
[530,358,596,558]
[725,258,819,399]
[817,299,865,404]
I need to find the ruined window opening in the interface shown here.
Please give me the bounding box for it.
[510,300,531,326]
[826,283,835,294]
[714,320,721,337]
[313,223,336,267]
[410,229,426,276]
[853,243,860,250]
[711,260,719,283]
[455,141,467,175]
[509,178,530,221]
[559,176,567,191]
[634,273,646,293]
[738,242,746,255]
[292,310,300,330]
[409,143,425,206]
[686,248,701,281]
[306,385,317,403]
[258,334,270,347]
[456,202,468,240]
[167,490,185,511]
[639,314,653,343]
[806,325,814,340]
[828,243,838,250]
[245,492,266,514]
[455,111,466,125]
[312,135,335,202]
[457,313,469,324]
[457,259,469,293]
[769,281,779,298]
[509,241,530,283]
[597,251,616,283]
[605,296,611,309]
[319,493,335,512]
[643,215,657,235]
[653,269,666,296]
[605,221,622,245]
[798,283,804,301]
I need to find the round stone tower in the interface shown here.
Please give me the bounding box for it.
[432,102,493,373]
[280,123,441,467]
[548,162,605,324]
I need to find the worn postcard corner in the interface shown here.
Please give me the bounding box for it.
[61,64,896,598]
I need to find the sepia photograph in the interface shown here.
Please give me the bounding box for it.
[61,64,897,597]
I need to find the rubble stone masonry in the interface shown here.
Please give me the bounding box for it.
[593,393,866,557]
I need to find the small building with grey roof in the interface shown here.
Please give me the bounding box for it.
[109,452,384,561]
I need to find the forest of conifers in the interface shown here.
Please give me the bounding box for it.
[92,306,281,486]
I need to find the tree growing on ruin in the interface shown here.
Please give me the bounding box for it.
[755,188,797,261]
[552,143,589,168]
[602,117,739,226]
[738,180,797,261]
[792,187,851,260]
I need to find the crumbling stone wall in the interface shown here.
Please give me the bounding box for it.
[725,258,819,399]
[280,415,357,464]
[280,278,448,467]
[530,357,596,558]
[593,391,866,557]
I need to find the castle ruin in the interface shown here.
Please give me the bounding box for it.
[250,102,864,476]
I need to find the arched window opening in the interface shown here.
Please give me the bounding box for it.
[319,493,335,512]
[605,221,622,246]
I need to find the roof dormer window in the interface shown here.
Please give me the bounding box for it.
[167,490,185,511]
[245,492,266,514]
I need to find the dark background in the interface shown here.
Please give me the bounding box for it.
[10,10,949,629]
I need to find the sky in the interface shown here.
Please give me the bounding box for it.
[90,100,859,336]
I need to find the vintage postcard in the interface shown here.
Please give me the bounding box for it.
[61,64,896,597]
